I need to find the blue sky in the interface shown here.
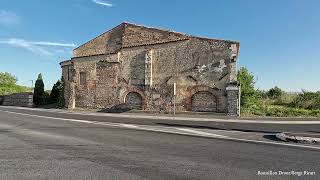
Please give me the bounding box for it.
[0,0,319,91]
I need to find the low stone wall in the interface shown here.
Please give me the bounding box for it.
[2,92,33,107]
[0,96,3,105]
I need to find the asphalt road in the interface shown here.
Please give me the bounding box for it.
[0,109,319,179]
[1,106,320,134]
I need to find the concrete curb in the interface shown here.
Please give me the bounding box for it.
[276,132,320,144]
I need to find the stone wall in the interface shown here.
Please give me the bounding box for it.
[2,92,33,107]
[226,85,240,116]
[62,38,238,113]
[61,23,240,115]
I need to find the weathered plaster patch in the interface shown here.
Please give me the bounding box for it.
[209,60,227,73]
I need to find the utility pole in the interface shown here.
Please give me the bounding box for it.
[238,84,241,116]
[173,82,176,115]
[30,80,34,92]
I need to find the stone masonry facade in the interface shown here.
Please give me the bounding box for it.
[60,22,240,116]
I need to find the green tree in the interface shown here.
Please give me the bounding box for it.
[0,72,17,85]
[33,73,45,106]
[267,86,283,99]
[237,67,258,108]
[49,80,61,104]
[57,77,65,108]
[0,72,31,96]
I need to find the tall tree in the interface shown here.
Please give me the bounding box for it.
[33,73,45,106]
[57,77,65,108]
[49,80,61,103]
[237,67,258,107]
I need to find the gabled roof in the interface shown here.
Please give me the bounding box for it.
[73,22,239,58]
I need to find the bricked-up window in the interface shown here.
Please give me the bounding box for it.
[79,72,86,85]
[67,66,71,81]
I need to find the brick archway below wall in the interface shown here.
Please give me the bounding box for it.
[125,92,143,110]
[120,87,146,110]
[191,91,217,112]
[185,86,222,112]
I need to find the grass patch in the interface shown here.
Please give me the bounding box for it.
[242,105,320,118]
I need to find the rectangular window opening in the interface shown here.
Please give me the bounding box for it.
[80,72,86,85]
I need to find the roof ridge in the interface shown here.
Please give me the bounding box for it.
[73,22,239,54]
[122,22,191,37]
[73,22,126,51]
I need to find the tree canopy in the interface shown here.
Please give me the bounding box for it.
[237,67,259,107]
[0,72,30,96]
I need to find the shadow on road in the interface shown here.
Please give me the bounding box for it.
[98,103,132,113]
[157,123,280,134]
[263,134,283,142]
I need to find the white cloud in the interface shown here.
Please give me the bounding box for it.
[33,41,76,47]
[0,10,20,26]
[0,38,76,56]
[92,0,113,7]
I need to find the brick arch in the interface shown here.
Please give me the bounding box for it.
[119,87,146,109]
[185,86,222,111]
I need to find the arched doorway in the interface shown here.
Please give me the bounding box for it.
[125,92,143,110]
[191,91,217,112]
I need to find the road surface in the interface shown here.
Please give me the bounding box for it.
[0,107,319,179]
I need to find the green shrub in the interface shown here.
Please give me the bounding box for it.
[290,91,320,110]
[243,105,320,117]
[41,91,50,105]
[273,92,297,106]
[236,67,319,117]
[266,86,283,99]
[57,77,65,108]
[49,80,61,104]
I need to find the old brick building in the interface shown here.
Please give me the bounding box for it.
[60,22,240,115]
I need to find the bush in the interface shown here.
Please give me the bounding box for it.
[236,68,320,117]
[243,105,320,117]
[49,80,61,104]
[242,104,265,116]
[57,77,65,108]
[273,92,297,106]
[290,91,320,110]
[41,91,50,105]
[266,86,283,99]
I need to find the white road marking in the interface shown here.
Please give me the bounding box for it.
[121,124,138,128]
[0,109,320,150]
[176,128,229,138]
[2,106,320,124]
